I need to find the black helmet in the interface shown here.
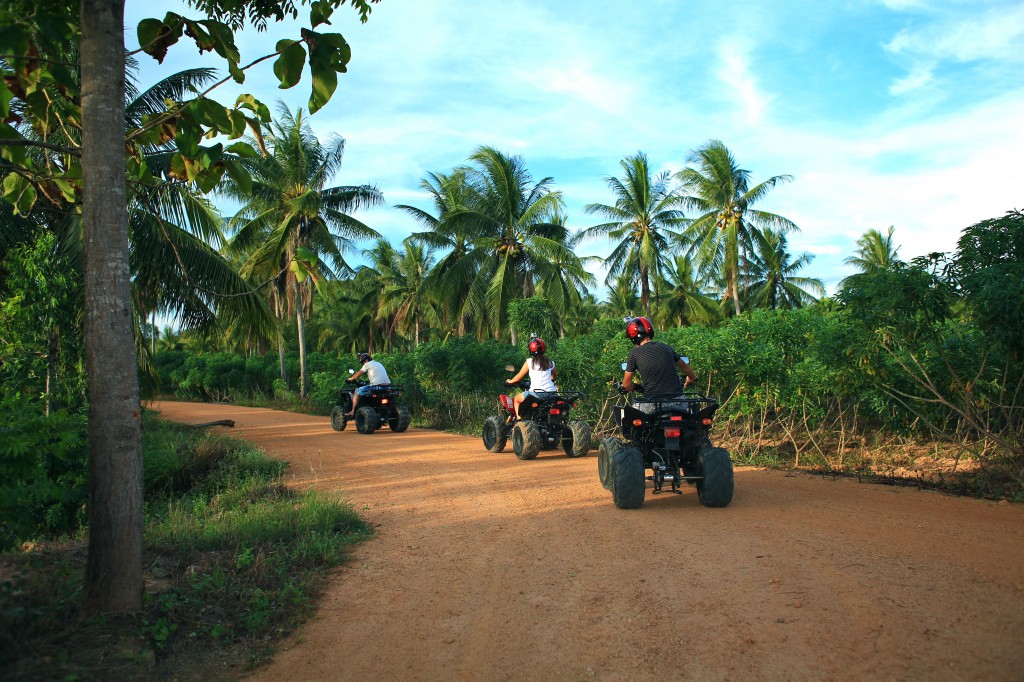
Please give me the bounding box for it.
[528,336,547,356]
[356,352,372,364]
[625,317,654,345]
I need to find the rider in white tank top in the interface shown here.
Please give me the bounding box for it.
[527,358,556,393]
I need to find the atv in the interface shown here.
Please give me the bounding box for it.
[330,374,411,435]
[598,364,733,509]
[481,365,592,460]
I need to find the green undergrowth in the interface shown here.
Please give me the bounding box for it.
[0,413,371,681]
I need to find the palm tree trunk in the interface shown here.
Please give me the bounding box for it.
[640,266,651,319]
[296,286,308,399]
[81,0,144,614]
[731,275,742,316]
[45,332,57,417]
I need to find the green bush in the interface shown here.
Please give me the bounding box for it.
[0,394,88,550]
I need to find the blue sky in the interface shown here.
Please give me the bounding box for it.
[126,0,1024,295]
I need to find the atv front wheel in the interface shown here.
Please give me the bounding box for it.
[330,406,347,432]
[389,405,412,432]
[597,437,621,491]
[512,421,542,460]
[696,446,734,507]
[355,406,378,434]
[561,420,592,458]
[482,415,507,453]
[612,446,645,509]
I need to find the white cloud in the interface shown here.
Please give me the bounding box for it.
[888,64,934,95]
[716,39,773,126]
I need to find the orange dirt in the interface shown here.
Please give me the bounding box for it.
[152,401,1024,681]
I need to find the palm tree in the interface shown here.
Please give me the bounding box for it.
[602,271,641,318]
[582,151,685,319]
[676,140,798,316]
[460,146,581,343]
[397,170,476,335]
[406,148,578,343]
[744,228,824,309]
[533,215,597,337]
[654,254,722,327]
[360,238,440,349]
[225,105,384,398]
[844,226,901,274]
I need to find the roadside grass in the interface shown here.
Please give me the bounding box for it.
[0,413,370,681]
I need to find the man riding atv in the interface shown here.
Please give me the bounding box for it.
[345,352,391,418]
[621,316,699,408]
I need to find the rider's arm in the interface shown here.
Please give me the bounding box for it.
[507,360,530,384]
[621,370,636,392]
[676,357,698,387]
[348,368,366,381]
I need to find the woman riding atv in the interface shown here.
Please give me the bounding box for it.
[505,336,557,418]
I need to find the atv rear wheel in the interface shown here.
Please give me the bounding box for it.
[355,406,378,434]
[330,406,347,432]
[612,446,645,509]
[597,437,621,491]
[482,415,507,453]
[561,420,591,458]
[512,421,542,460]
[696,446,734,507]
[389,404,412,432]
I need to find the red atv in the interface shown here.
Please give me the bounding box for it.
[481,365,591,460]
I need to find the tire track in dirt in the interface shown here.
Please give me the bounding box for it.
[152,401,1024,681]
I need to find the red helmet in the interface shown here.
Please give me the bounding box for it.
[625,317,654,345]
[357,352,372,364]
[528,337,547,356]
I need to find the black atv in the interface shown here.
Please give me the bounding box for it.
[481,365,591,460]
[598,368,733,509]
[330,376,411,435]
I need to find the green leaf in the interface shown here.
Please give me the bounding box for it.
[289,259,308,282]
[52,178,77,202]
[3,173,37,215]
[310,0,335,27]
[194,164,225,193]
[137,17,182,63]
[225,141,258,158]
[227,110,247,139]
[0,24,31,59]
[198,20,240,63]
[0,123,28,165]
[295,245,318,263]
[235,94,271,122]
[222,158,252,193]
[304,31,350,113]
[273,40,307,90]
[228,60,245,84]
[192,97,232,133]
[0,77,14,120]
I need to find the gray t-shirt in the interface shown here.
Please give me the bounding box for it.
[625,341,682,398]
[362,360,391,386]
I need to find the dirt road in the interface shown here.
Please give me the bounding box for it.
[152,401,1024,681]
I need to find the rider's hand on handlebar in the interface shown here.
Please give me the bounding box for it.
[684,375,698,387]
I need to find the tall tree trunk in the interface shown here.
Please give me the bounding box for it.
[45,333,57,417]
[296,286,308,399]
[731,274,742,316]
[278,341,287,383]
[275,296,287,383]
[81,0,144,614]
[640,265,651,319]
